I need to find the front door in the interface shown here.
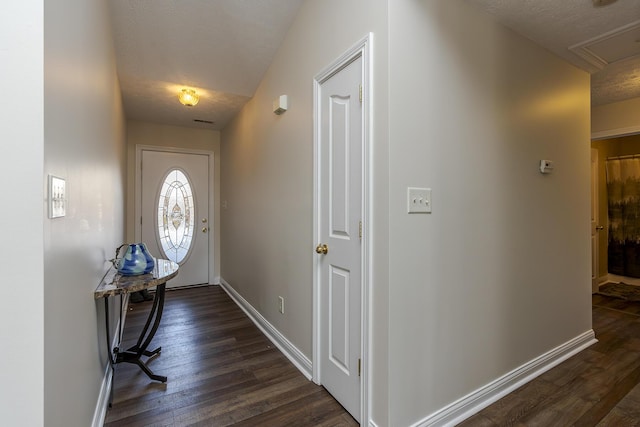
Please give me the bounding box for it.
[140,149,210,288]
[316,55,363,422]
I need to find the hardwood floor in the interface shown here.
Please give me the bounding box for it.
[103,286,357,427]
[459,294,640,427]
[105,288,640,426]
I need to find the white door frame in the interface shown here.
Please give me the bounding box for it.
[135,144,217,285]
[312,33,372,424]
[591,147,599,293]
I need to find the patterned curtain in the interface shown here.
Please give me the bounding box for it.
[607,158,640,278]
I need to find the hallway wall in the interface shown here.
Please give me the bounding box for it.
[593,97,640,139]
[220,0,390,424]
[387,1,592,424]
[43,0,127,425]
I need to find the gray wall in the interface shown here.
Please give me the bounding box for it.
[223,0,592,426]
[220,0,390,424]
[387,1,592,424]
[592,96,640,138]
[44,0,127,425]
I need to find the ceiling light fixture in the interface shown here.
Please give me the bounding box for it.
[178,88,199,107]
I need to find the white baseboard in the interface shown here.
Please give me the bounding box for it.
[92,359,113,427]
[219,278,313,380]
[92,294,128,427]
[412,330,598,427]
[606,274,640,287]
[213,276,221,285]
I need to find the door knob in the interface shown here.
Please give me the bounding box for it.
[315,244,328,255]
[202,227,208,233]
[202,218,207,223]
[596,226,604,231]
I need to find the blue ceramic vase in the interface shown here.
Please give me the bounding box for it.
[117,243,155,276]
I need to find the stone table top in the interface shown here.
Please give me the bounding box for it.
[94,258,179,299]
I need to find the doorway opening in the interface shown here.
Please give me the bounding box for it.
[592,133,640,291]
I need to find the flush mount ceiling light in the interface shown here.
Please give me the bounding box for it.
[178,88,199,107]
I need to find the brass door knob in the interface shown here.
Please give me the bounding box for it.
[315,244,328,254]
[202,227,208,233]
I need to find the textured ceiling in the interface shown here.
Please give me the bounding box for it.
[467,0,640,106]
[110,0,640,130]
[108,0,304,130]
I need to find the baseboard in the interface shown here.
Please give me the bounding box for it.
[213,276,221,285]
[219,278,313,380]
[412,330,598,427]
[606,274,640,287]
[92,294,128,427]
[91,359,113,427]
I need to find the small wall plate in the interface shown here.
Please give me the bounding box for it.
[49,175,66,218]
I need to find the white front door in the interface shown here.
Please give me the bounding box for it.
[140,149,210,288]
[316,55,363,422]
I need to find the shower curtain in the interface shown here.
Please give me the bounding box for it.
[607,157,640,278]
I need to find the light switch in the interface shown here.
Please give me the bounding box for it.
[407,187,431,214]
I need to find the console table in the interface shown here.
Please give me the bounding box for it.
[95,258,179,394]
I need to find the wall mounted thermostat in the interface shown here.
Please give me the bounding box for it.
[539,160,554,174]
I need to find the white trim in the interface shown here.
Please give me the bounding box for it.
[412,330,598,427]
[92,294,128,427]
[313,33,373,425]
[369,421,380,427]
[219,278,312,380]
[92,360,113,427]
[135,145,217,285]
[569,20,640,72]
[592,125,640,141]
[605,274,640,287]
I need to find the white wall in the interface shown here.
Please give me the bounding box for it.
[44,0,126,425]
[387,1,592,425]
[592,96,640,139]
[220,0,390,424]
[0,2,45,425]
[126,120,221,278]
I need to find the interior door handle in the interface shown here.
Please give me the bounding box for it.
[596,226,604,231]
[315,244,328,255]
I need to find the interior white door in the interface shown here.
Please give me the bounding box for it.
[141,150,210,288]
[317,55,363,422]
[591,148,600,293]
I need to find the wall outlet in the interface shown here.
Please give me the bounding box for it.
[278,296,285,314]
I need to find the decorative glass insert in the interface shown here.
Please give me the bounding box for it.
[157,169,195,264]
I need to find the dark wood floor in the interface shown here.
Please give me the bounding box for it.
[460,293,640,426]
[103,286,357,426]
[105,287,640,427]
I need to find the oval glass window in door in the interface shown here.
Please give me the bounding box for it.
[157,169,195,264]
